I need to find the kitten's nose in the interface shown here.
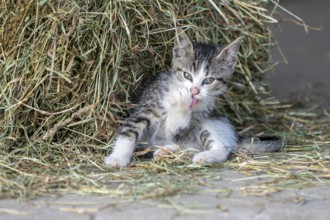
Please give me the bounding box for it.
[190,87,200,96]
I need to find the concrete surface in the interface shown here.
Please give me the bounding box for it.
[1,170,330,220]
[1,0,329,220]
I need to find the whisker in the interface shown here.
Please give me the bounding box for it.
[201,95,215,111]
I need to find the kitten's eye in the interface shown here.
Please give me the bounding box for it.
[202,77,215,85]
[183,71,193,81]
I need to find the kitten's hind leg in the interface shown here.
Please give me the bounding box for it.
[192,146,230,164]
[192,118,238,164]
[153,144,179,159]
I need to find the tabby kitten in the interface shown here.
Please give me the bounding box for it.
[105,28,280,167]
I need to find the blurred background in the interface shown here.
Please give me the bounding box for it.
[269,0,330,109]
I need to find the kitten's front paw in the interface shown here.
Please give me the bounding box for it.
[192,151,227,165]
[176,88,191,106]
[104,154,130,167]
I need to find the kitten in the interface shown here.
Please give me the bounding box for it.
[104,28,281,167]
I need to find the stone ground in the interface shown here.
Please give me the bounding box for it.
[1,0,329,219]
[1,170,330,220]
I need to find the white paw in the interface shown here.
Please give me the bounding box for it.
[176,88,191,106]
[153,148,172,158]
[153,145,179,159]
[192,151,228,164]
[104,154,130,167]
[178,88,190,97]
[181,88,192,100]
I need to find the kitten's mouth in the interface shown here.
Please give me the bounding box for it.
[189,97,199,109]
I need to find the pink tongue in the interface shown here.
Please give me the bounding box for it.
[190,97,198,109]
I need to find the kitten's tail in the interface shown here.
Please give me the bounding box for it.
[237,136,283,154]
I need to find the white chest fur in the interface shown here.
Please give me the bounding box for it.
[164,105,191,138]
[159,86,192,140]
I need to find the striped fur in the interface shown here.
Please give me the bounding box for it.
[105,29,265,167]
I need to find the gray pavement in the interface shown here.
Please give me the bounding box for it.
[1,170,330,220]
[1,0,330,219]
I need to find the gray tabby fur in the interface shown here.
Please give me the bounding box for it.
[104,28,281,167]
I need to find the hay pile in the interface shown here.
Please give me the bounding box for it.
[0,0,278,146]
[2,0,323,199]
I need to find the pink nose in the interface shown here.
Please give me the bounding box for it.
[190,87,200,96]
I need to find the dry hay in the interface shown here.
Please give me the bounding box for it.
[0,0,329,199]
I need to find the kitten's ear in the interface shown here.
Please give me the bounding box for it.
[215,36,244,74]
[173,27,194,59]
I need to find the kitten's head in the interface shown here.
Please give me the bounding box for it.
[172,28,243,110]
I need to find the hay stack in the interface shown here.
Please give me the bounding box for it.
[0,0,282,197]
[1,0,278,147]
